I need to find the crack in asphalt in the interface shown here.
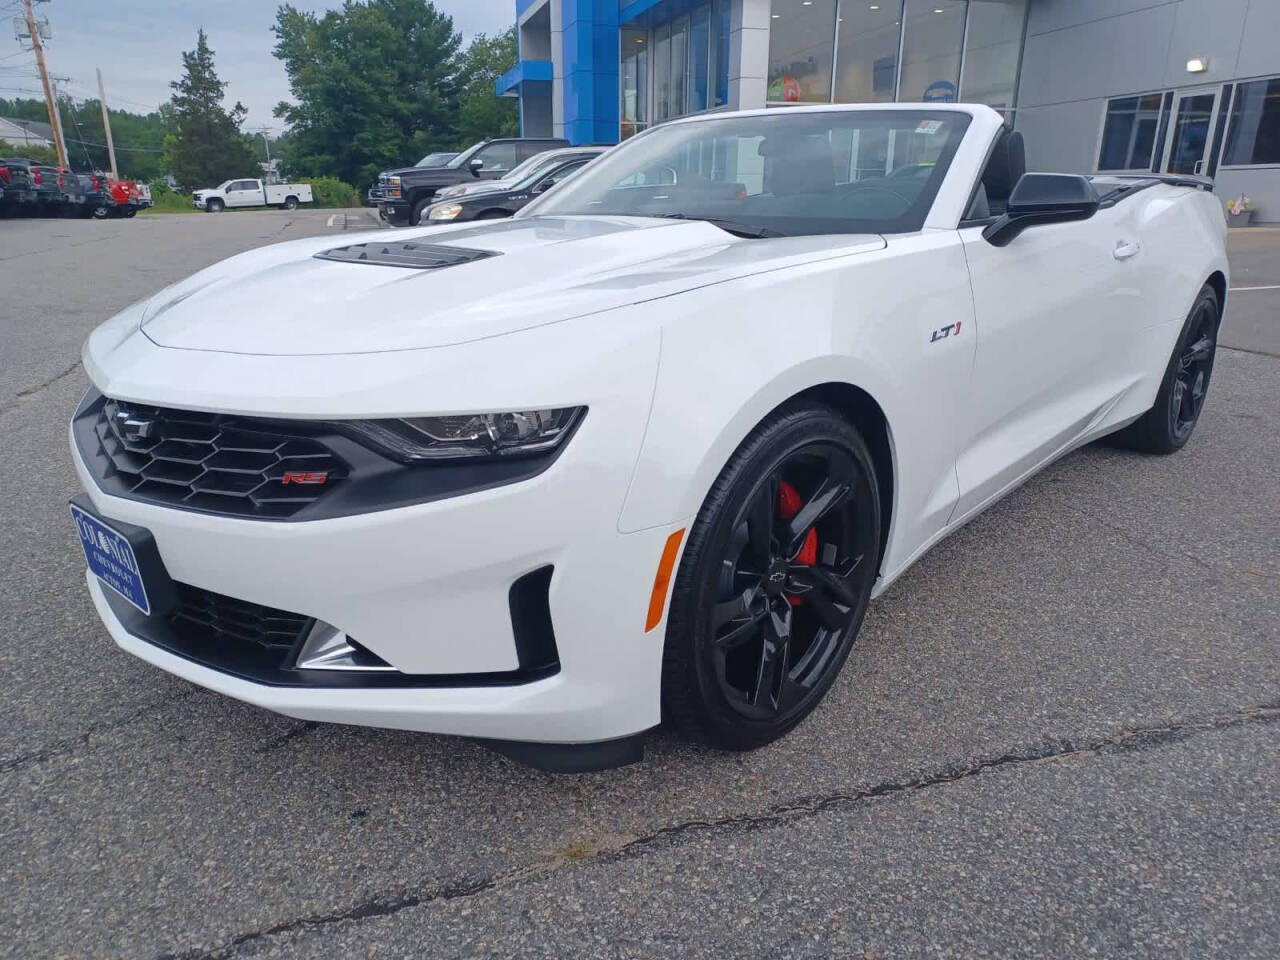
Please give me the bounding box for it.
[0,690,199,775]
[0,359,81,419]
[156,702,1280,960]
[1220,344,1280,359]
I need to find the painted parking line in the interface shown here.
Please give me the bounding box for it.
[326,214,339,227]
[1228,284,1280,291]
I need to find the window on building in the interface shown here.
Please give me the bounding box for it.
[1097,94,1165,170]
[711,0,731,108]
[898,0,965,103]
[1222,76,1280,167]
[620,29,649,140]
[959,0,1027,115]
[834,2,901,103]
[690,5,710,115]
[767,0,838,103]
[654,22,672,121]
[671,16,690,120]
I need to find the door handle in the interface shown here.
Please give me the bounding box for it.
[1113,240,1141,261]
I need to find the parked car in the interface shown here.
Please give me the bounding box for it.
[377,137,568,226]
[0,158,38,215]
[68,104,1228,771]
[193,178,314,212]
[367,151,458,206]
[76,173,113,218]
[54,167,85,214]
[107,179,143,218]
[421,147,605,225]
[16,162,61,213]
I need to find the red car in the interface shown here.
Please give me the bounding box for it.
[106,179,150,218]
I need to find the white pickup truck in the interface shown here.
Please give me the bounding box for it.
[192,178,313,212]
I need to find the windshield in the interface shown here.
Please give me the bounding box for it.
[416,151,456,167]
[526,110,970,236]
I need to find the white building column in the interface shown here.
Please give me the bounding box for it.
[549,0,566,138]
[728,0,771,110]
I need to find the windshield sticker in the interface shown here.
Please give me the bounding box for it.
[916,120,944,135]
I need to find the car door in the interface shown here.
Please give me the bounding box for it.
[227,181,258,207]
[953,200,1142,520]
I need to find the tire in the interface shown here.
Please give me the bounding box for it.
[91,204,109,219]
[124,207,137,218]
[409,197,431,227]
[284,196,298,210]
[206,199,224,213]
[661,401,882,750]
[1114,284,1219,454]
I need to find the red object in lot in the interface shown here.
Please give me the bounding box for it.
[0,166,10,185]
[32,167,42,186]
[108,180,140,206]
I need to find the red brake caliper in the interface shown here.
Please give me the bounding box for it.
[778,481,818,605]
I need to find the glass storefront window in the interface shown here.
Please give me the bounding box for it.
[620,28,649,140]
[671,17,690,119]
[654,23,672,121]
[711,0,730,108]
[767,0,838,103]
[1097,94,1165,170]
[898,0,965,103]
[959,0,1027,115]
[834,2,902,103]
[690,5,710,114]
[1222,76,1280,167]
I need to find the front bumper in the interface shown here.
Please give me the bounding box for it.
[380,200,409,223]
[68,321,673,746]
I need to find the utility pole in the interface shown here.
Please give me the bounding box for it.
[49,76,69,162]
[20,0,68,167]
[96,67,118,179]
[254,126,272,181]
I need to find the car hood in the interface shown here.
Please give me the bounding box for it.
[383,165,467,180]
[133,216,885,356]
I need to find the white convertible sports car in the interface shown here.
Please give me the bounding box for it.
[70,104,1227,770]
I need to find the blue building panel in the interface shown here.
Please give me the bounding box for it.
[495,59,554,97]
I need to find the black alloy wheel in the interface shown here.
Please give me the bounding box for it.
[1169,296,1217,443]
[1116,283,1219,454]
[663,403,881,750]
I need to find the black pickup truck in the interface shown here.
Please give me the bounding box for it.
[378,137,567,226]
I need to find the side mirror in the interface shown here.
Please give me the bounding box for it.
[469,159,484,177]
[983,173,1099,247]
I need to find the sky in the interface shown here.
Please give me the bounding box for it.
[0,0,513,130]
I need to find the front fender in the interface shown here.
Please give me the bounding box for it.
[617,232,977,587]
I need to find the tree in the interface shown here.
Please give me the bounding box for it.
[272,0,464,188]
[165,30,259,191]
[456,30,519,145]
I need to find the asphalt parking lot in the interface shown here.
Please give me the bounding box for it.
[1,210,1277,959]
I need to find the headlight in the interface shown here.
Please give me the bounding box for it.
[386,175,401,198]
[428,203,463,221]
[343,408,585,462]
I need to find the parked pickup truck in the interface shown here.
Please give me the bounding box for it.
[193,178,313,212]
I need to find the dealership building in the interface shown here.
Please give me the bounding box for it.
[499,0,1280,221]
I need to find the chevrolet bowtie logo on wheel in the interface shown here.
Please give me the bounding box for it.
[115,411,155,443]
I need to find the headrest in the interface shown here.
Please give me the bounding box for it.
[982,129,1026,202]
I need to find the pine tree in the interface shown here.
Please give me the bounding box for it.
[165,30,260,191]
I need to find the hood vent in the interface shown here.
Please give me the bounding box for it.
[314,241,497,270]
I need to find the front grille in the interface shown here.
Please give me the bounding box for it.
[170,582,311,653]
[92,398,346,519]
